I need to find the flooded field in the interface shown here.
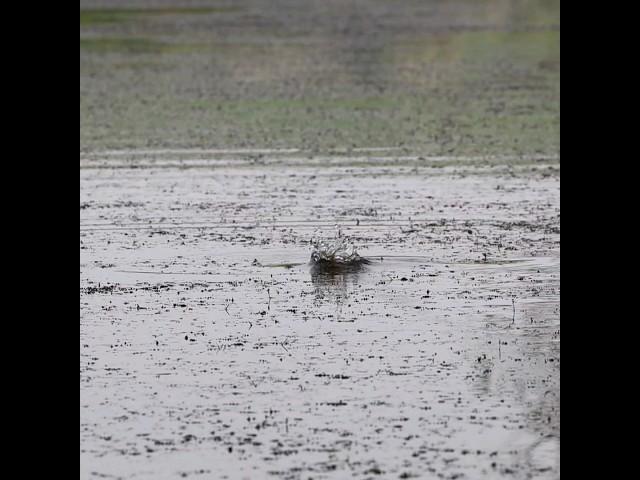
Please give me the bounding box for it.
[80,152,559,479]
[81,0,559,477]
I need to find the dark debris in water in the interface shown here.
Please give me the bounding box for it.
[81,151,559,479]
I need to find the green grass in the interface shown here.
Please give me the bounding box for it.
[79,3,559,155]
[80,6,240,26]
[80,38,206,54]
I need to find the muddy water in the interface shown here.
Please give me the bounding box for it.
[80,155,559,479]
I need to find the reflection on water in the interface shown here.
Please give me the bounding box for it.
[471,296,560,474]
[309,262,367,312]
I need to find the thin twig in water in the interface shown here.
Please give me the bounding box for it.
[243,373,257,388]
[512,298,516,324]
[225,303,230,315]
[267,288,272,310]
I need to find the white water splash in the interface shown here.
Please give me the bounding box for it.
[310,228,363,265]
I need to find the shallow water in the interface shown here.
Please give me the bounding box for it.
[80,156,559,479]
